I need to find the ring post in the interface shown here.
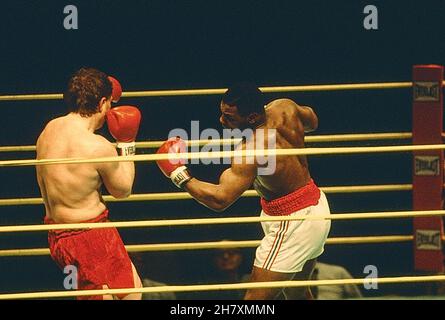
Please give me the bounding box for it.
[412,64,444,272]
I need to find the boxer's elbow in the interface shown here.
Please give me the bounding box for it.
[186,181,234,212]
[209,194,234,212]
[300,106,318,133]
[210,204,228,212]
[193,191,231,212]
[101,167,134,199]
[110,188,132,199]
[108,182,133,199]
[304,117,318,132]
[114,190,132,199]
[304,111,318,132]
[211,201,229,212]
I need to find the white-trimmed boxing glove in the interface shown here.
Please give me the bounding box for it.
[156,137,192,188]
[106,106,141,156]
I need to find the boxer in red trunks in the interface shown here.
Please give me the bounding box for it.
[36,67,142,300]
[156,83,331,300]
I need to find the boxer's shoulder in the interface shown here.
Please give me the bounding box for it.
[90,134,117,157]
[38,117,61,137]
[36,117,68,150]
[264,99,302,128]
[265,99,300,119]
[267,98,298,110]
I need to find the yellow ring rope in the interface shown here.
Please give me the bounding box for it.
[137,132,413,148]
[0,210,444,233]
[0,81,439,299]
[0,274,444,300]
[0,184,413,206]
[0,81,430,102]
[0,143,442,167]
[0,236,415,257]
[0,132,413,153]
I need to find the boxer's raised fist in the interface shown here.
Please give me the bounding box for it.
[106,106,141,156]
[156,137,192,188]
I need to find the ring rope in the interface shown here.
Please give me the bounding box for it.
[0,235,415,257]
[0,184,413,206]
[0,274,444,300]
[0,80,441,299]
[135,132,414,148]
[0,132,414,153]
[0,81,428,102]
[0,143,443,168]
[1,210,444,233]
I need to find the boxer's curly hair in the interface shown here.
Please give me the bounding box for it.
[64,67,112,117]
[222,83,265,116]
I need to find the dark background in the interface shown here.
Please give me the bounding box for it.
[0,0,444,298]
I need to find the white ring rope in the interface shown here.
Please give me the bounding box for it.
[0,236,416,257]
[0,274,444,300]
[0,210,444,233]
[0,184,413,206]
[0,143,442,167]
[0,80,428,102]
[0,132,414,153]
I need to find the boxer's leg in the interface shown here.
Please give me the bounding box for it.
[121,262,142,300]
[244,258,316,300]
[244,266,295,300]
[283,258,317,300]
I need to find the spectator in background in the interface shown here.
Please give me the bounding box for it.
[310,262,362,300]
[204,246,251,300]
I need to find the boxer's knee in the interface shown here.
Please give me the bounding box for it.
[283,286,312,300]
[244,288,283,300]
[102,284,114,300]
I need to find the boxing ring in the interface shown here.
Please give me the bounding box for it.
[0,65,444,299]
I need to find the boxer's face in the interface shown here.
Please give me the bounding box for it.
[219,102,247,129]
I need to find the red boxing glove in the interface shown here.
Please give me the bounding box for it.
[108,76,122,103]
[106,106,141,156]
[156,137,192,188]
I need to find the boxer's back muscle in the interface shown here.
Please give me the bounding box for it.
[253,99,312,200]
[36,116,106,223]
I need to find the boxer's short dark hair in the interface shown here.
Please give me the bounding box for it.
[222,83,264,116]
[64,67,112,117]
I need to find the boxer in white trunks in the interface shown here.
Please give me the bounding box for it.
[156,83,331,300]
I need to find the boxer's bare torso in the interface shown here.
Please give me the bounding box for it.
[250,98,315,201]
[36,113,134,223]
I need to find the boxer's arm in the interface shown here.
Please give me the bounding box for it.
[184,162,257,212]
[95,137,135,198]
[297,104,318,132]
[282,99,318,132]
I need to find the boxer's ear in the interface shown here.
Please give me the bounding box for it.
[247,112,260,124]
[98,97,108,113]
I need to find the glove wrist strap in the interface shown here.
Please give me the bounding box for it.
[170,166,192,188]
[116,142,136,156]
